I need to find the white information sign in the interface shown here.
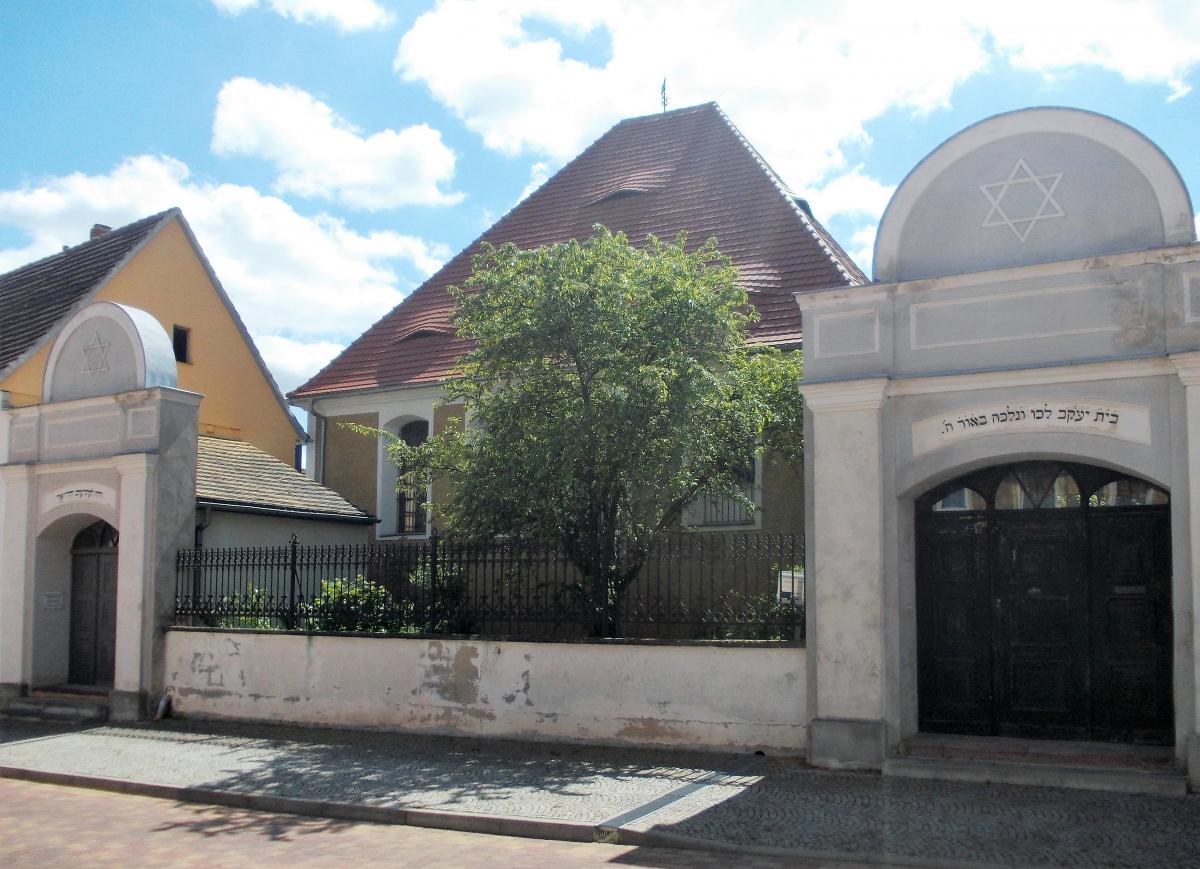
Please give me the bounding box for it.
[39,484,116,516]
[912,399,1151,456]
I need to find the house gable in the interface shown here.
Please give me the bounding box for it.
[0,211,303,465]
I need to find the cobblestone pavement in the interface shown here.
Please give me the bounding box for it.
[2,718,1199,867]
[0,778,826,868]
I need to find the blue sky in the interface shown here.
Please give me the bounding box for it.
[1,1,1198,397]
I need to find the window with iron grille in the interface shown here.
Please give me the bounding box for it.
[684,454,760,528]
[397,420,429,535]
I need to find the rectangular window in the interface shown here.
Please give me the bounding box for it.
[172,325,190,363]
[684,455,760,528]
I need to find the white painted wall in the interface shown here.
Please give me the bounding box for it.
[164,630,807,754]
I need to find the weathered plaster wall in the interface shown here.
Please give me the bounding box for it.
[164,630,807,753]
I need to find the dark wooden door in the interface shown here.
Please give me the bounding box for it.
[992,513,1089,738]
[1088,507,1172,744]
[916,512,993,733]
[69,538,118,686]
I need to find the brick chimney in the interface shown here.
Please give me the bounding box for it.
[90,223,112,240]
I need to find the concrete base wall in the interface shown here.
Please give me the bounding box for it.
[163,630,808,754]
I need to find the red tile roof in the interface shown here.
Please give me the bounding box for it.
[292,103,865,400]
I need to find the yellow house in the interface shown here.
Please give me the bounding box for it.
[0,209,374,546]
[0,208,301,465]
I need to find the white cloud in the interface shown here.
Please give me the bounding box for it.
[0,155,449,388]
[804,169,896,224]
[213,78,463,210]
[211,0,393,32]
[847,224,879,278]
[253,334,345,395]
[517,161,552,203]
[986,1,1200,101]
[395,0,1200,192]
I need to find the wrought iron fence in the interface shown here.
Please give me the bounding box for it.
[174,532,805,643]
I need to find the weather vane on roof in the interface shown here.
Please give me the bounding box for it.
[661,78,668,113]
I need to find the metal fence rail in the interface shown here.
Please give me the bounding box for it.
[174,532,805,643]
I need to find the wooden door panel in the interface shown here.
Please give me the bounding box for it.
[69,555,98,685]
[1088,509,1172,743]
[69,543,119,688]
[917,514,992,733]
[95,552,118,686]
[993,514,1088,735]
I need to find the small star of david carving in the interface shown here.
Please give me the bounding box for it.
[979,158,1065,242]
[81,332,110,376]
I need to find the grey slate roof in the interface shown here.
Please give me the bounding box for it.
[0,210,173,376]
[196,436,373,523]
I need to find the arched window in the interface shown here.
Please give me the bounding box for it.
[994,463,1080,510]
[396,420,429,535]
[73,520,119,550]
[1089,478,1169,507]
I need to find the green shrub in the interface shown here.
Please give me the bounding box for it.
[407,558,470,634]
[306,576,402,632]
[215,587,277,630]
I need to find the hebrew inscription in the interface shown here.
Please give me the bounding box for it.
[39,484,117,516]
[912,399,1151,456]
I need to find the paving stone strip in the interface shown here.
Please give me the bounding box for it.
[2,719,1199,868]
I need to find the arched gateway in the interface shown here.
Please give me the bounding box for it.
[0,301,199,720]
[797,107,1200,785]
[917,462,1171,743]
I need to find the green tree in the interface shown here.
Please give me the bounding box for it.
[380,226,803,636]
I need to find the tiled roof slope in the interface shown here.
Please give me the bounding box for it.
[196,436,373,522]
[0,210,173,375]
[292,103,865,399]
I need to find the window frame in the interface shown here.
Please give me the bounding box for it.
[172,325,191,364]
[683,452,764,531]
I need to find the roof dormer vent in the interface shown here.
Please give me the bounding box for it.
[392,327,451,344]
[590,186,647,206]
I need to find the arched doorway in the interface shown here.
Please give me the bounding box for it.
[916,461,1171,744]
[69,521,119,687]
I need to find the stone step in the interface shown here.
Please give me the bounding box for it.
[883,755,1187,797]
[900,732,1176,771]
[2,697,109,725]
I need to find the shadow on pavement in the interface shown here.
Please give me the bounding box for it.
[109,718,732,822]
[151,801,356,842]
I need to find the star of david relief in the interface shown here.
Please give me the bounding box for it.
[979,158,1065,242]
[80,331,110,376]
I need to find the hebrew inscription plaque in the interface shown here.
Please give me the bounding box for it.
[912,399,1151,456]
